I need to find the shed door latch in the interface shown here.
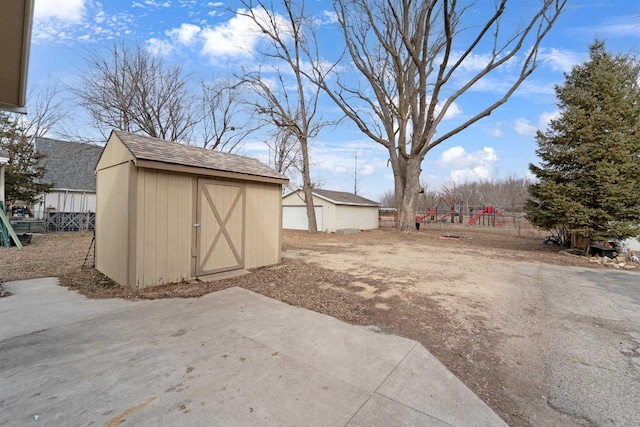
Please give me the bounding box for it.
[193,223,200,228]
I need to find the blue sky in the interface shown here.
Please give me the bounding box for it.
[28,0,640,201]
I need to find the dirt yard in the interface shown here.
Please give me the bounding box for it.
[1,224,637,426]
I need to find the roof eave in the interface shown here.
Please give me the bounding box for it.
[312,192,378,207]
[134,159,289,184]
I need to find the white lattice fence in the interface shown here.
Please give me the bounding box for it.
[46,212,95,232]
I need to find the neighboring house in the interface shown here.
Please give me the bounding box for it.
[282,188,379,232]
[0,149,8,209]
[33,137,103,219]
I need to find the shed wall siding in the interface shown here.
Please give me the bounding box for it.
[335,205,379,230]
[135,168,193,288]
[95,162,131,286]
[244,182,282,268]
[98,134,133,169]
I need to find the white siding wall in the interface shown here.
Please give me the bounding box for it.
[282,190,379,232]
[335,205,379,230]
[34,191,96,219]
[282,206,323,230]
[282,191,327,231]
[321,201,335,232]
[621,237,640,252]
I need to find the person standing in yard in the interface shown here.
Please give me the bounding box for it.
[415,213,422,231]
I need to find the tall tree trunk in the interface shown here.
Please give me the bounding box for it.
[300,137,317,233]
[395,157,422,232]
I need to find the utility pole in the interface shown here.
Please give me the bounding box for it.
[353,146,358,195]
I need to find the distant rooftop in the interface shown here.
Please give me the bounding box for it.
[35,137,103,191]
[285,188,379,207]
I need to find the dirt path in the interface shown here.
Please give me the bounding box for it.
[283,240,580,426]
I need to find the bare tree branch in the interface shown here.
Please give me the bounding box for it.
[200,78,259,152]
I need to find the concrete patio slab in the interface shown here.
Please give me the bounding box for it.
[0,278,507,426]
[376,345,505,426]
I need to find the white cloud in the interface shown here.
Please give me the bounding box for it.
[514,111,560,135]
[316,159,349,175]
[441,101,462,120]
[485,126,503,137]
[146,38,174,56]
[433,100,462,120]
[145,0,171,7]
[600,23,640,37]
[167,23,201,45]
[360,164,376,176]
[33,2,136,44]
[318,10,338,25]
[201,8,289,58]
[35,0,85,22]
[207,1,225,16]
[514,80,556,97]
[514,118,537,136]
[439,146,499,182]
[540,48,586,73]
[538,110,560,129]
[586,16,640,38]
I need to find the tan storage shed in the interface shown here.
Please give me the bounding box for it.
[95,130,288,289]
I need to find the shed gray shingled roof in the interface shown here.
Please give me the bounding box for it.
[35,137,103,191]
[113,130,287,182]
[312,189,379,207]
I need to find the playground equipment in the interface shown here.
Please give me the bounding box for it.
[468,206,504,226]
[425,208,464,224]
[0,202,23,249]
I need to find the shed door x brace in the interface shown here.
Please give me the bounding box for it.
[195,180,245,276]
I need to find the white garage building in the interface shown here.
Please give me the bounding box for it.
[282,189,379,232]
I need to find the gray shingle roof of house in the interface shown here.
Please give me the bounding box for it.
[113,130,287,182]
[313,189,379,207]
[35,137,103,191]
[0,149,9,162]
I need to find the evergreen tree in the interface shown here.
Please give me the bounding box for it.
[526,40,640,243]
[0,113,53,208]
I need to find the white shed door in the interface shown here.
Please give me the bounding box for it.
[282,206,323,231]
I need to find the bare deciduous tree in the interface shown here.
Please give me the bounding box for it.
[200,78,257,152]
[267,126,301,176]
[439,176,531,213]
[237,0,333,233]
[314,0,566,231]
[0,81,65,207]
[72,43,198,142]
[21,81,66,139]
[379,189,396,208]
